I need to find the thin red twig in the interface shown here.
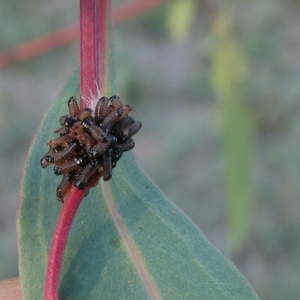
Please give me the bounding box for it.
[0,25,78,69]
[98,0,108,94]
[80,0,100,108]
[0,0,166,69]
[42,1,166,299]
[44,0,102,298]
[44,187,88,300]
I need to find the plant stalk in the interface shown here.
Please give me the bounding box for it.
[44,0,105,299]
[44,187,88,300]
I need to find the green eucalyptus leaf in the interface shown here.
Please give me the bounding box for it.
[18,69,259,299]
[211,15,255,251]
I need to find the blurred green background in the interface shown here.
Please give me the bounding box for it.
[1,0,300,299]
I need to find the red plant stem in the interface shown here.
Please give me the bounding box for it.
[80,0,99,109]
[44,0,166,298]
[98,0,108,94]
[44,1,103,299]
[0,0,166,69]
[44,187,88,300]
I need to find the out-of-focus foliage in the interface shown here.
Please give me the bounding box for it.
[1,0,300,299]
[166,0,198,42]
[210,14,255,251]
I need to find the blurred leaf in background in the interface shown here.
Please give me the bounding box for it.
[211,13,255,251]
[166,0,198,42]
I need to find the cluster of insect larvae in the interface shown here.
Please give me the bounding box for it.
[40,95,142,203]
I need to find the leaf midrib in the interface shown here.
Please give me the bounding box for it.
[106,162,233,299]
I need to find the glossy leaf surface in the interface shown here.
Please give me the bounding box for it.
[18,69,259,299]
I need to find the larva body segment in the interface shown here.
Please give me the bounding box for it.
[110,95,123,112]
[102,149,113,181]
[123,120,142,139]
[81,132,95,150]
[47,135,73,148]
[53,157,84,175]
[112,116,135,132]
[56,173,72,203]
[40,148,54,168]
[111,146,123,168]
[120,138,135,152]
[88,140,111,158]
[78,108,93,121]
[54,126,70,136]
[59,115,69,126]
[68,96,80,119]
[82,118,106,142]
[95,96,110,123]
[74,161,98,190]
[102,108,123,131]
[45,140,78,164]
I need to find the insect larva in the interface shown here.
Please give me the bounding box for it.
[68,96,80,119]
[82,118,106,142]
[40,148,54,168]
[88,140,111,158]
[95,96,110,123]
[110,95,123,112]
[111,147,123,168]
[102,149,113,181]
[53,157,84,175]
[45,140,78,164]
[81,132,95,150]
[47,135,73,148]
[59,115,69,126]
[122,120,142,139]
[78,108,93,121]
[120,104,134,118]
[101,108,123,131]
[64,117,77,128]
[74,161,98,190]
[41,95,141,202]
[58,115,76,131]
[56,173,72,203]
[54,125,69,136]
[120,138,135,152]
[112,116,134,132]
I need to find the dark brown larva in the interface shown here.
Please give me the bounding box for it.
[120,138,135,152]
[40,148,54,168]
[102,108,123,131]
[45,140,78,164]
[59,115,69,126]
[123,120,142,139]
[41,95,141,203]
[68,96,80,119]
[80,132,95,151]
[47,135,73,148]
[78,108,93,121]
[54,125,69,136]
[56,173,72,203]
[110,95,123,112]
[89,140,111,158]
[112,116,134,132]
[53,157,84,175]
[95,96,110,123]
[74,161,98,190]
[102,149,113,181]
[82,118,106,142]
